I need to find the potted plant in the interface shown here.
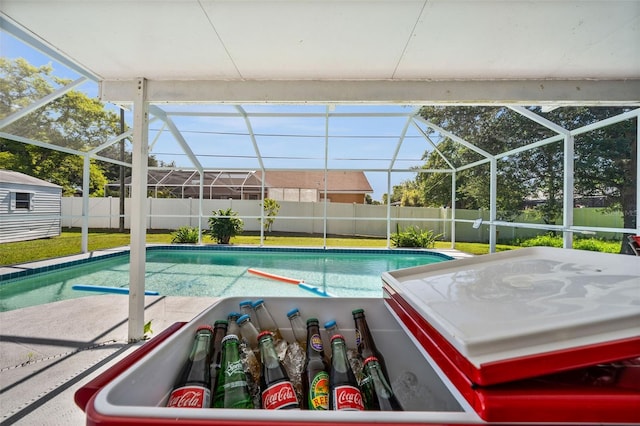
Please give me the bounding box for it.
[206,208,244,244]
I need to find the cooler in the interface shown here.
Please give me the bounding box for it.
[75,247,640,425]
[382,247,640,423]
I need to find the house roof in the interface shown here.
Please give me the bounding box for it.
[0,170,61,189]
[258,171,372,193]
[114,170,372,193]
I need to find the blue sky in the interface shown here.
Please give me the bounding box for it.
[1,31,435,201]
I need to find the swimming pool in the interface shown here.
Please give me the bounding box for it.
[0,246,452,312]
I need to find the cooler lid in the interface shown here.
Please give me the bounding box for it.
[382,247,640,385]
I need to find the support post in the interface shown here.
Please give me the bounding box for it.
[128,78,149,342]
[450,171,456,249]
[563,134,575,249]
[81,155,90,252]
[489,159,497,253]
[386,171,392,249]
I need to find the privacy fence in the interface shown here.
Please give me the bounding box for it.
[60,198,626,243]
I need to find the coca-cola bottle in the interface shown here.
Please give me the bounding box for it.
[166,325,213,408]
[210,320,228,394]
[213,334,254,408]
[328,334,364,411]
[352,308,388,379]
[301,318,330,410]
[287,308,307,349]
[258,331,299,410]
[360,356,403,411]
[253,299,283,341]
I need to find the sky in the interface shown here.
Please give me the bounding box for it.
[1,31,437,201]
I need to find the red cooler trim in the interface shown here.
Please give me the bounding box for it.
[384,285,640,423]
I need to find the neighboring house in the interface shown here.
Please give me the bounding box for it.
[256,171,372,204]
[105,170,373,203]
[0,170,62,243]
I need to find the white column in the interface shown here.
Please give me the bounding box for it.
[563,134,575,249]
[128,78,149,342]
[450,171,456,249]
[489,159,497,253]
[81,155,90,252]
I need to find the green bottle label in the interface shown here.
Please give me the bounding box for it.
[308,371,329,410]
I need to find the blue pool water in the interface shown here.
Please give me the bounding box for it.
[0,247,452,312]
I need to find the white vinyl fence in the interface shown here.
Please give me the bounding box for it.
[61,197,626,242]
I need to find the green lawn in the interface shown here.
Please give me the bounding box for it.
[0,229,508,266]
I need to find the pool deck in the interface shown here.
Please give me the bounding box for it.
[0,248,472,425]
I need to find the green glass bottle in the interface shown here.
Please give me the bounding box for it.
[213,334,254,409]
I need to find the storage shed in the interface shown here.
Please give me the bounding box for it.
[0,170,62,243]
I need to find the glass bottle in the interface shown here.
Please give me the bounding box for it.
[210,320,228,394]
[361,356,403,411]
[213,334,254,408]
[226,312,241,337]
[352,308,388,379]
[323,319,343,343]
[301,318,330,410]
[287,308,307,349]
[328,334,364,411]
[237,314,260,351]
[166,325,213,408]
[258,331,299,410]
[326,319,361,382]
[239,299,260,330]
[253,299,283,341]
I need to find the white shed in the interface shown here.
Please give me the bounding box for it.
[0,170,62,243]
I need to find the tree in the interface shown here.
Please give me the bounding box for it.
[0,58,120,195]
[413,106,637,253]
[259,198,280,234]
[206,208,244,244]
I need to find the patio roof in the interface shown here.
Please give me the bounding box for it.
[2,0,639,105]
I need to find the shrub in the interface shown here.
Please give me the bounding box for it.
[518,234,621,253]
[170,226,200,244]
[391,226,441,248]
[519,234,563,248]
[206,208,244,244]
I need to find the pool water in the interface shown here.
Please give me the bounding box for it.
[0,248,451,312]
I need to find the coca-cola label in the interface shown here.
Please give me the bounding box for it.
[309,371,329,410]
[166,386,210,408]
[310,334,324,352]
[262,381,298,409]
[332,385,364,411]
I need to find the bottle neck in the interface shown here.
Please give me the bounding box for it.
[354,315,375,348]
[222,340,241,363]
[190,331,211,361]
[259,335,280,368]
[305,323,324,358]
[330,337,349,373]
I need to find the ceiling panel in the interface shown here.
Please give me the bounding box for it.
[1,0,639,103]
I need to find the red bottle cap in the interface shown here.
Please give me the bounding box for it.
[330,334,345,343]
[257,330,274,341]
[363,356,379,366]
[196,325,214,333]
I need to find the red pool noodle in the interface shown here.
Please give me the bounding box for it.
[247,268,302,285]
